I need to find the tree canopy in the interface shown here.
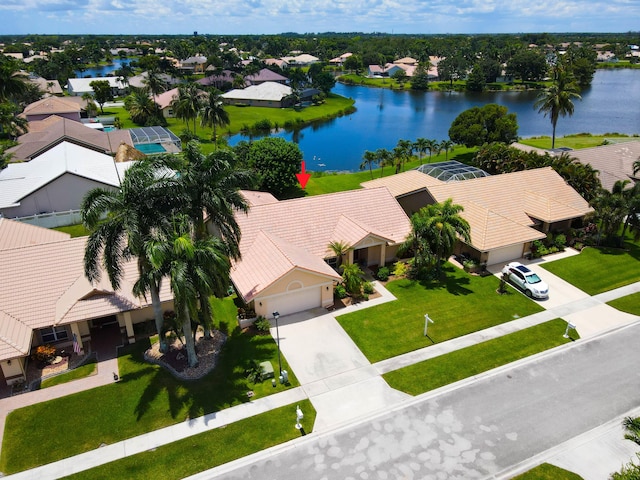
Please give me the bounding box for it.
[448,104,518,147]
[247,137,303,198]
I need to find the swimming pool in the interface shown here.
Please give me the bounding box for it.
[135,143,166,154]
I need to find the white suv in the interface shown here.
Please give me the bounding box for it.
[501,262,549,299]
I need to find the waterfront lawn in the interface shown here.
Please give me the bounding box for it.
[0,297,298,474]
[540,240,640,295]
[383,319,576,396]
[40,358,97,389]
[305,147,476,196]
[512,463,584,480]
[519,133,638,150]
[61,399,316,480]
[337,264,544,363]
[607,292,640,316]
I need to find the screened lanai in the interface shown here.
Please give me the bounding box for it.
[416,161,490,182]
[129,126,182,154]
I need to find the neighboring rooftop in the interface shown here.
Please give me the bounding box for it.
[567,140,640,191]
[0,218,70,251]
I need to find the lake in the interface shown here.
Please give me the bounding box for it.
[74,58,130,78]
[230,69,640,172]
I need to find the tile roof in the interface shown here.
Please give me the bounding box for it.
[239,190,279,206]
[0,141,133,211]
[0,218,70,251]
[231,188,411,301]
[222,82,292,102]
[155,87,179,110]
[0,237,173,361]
[361,170,444,197]
[7,116,133,161]
[568,141,640,191]
[23,96,83,116]
[244,68,288,85]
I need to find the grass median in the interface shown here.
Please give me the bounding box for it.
[61,399,316,480]
[337,264,544,363]
[383,319,576,396]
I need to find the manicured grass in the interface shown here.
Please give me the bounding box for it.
[383,319,576,396]
[540,242,640,295]
[61,399,316,480]
[519,133,638,150]
[305,147,476,196]
[39,358,97,389]
[512,462,584,480]
[53,223,90,237]
[0,297,298,474]
[607,292,640,316]
[337,264,544,363]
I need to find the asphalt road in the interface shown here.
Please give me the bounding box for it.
[196,322,640,479]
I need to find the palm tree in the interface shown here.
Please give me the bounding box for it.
[414,138,429,161]
[0,57,28,102]
[633,158,640,177]
[623,417,640,446]
[426,139,440,161]
[143,69,167,117]
[621,182,640,242]
[397,139,414,172]
[172,83,203,135]
[199,89,229,147]
[590,181,629,245]
[157,142,252,338]
[82,158,178,353]
[126,87,157,126]
[328,240,352,269]
[534,65,582,149]
[340,263,364,297]
[376,148,392,178]
[0,101,28,139]
[360,150,378,179]
[400,199,471,276]
[440,140,454,160]
[148,221,231,368]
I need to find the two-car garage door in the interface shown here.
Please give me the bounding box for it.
[486,244,525,266]
[264,286,322,317]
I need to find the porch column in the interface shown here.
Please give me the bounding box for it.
[379,243,387,267]
[123,312,135,344]
[70,322,84,354]
[347,249,354,265]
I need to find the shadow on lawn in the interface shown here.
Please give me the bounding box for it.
[121,328,277,423]
[419,265,473,296]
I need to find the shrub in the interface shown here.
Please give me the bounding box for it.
[376,266,390,281]
[179,129,198,143]
[363,282,375,295]
[393,261,408,277]
[252,119,272,131]
[33,345,56,363]
[254,316,271,333]
[334,284,347,299]
[245,359,264,384]
[553,234,567,250]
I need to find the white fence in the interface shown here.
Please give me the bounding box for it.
[8,210,83,228]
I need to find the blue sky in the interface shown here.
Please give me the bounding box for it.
[0,0,638,35]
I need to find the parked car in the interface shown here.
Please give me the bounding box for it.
[501,262,549,299]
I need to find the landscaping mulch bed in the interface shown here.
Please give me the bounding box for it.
[144,330,227,381]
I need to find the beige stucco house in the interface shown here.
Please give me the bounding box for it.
[0,219,174,386]
[362,167,593,266]
[228,188,411,318]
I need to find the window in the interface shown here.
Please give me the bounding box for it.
[325,257,338,269]
[40,326,68,343]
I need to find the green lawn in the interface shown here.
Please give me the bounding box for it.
[540,242,640,295]
[337,264,544,363]
[305,147,476,196]
[53,223,90,237]
[383,319,575,396]
[519,133,638,150]
[607,292,640,315]
[512,463,584,480]
[61,399,316,480]
[0,298,298,474]
[39,358,97,389]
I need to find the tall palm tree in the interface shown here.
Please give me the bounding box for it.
[157,142,252,338]
[397,139,414,172]
[414,138,429,161]
[360,150,378,179]
[126,87,157,126]
[82,158,178,353]
[199,89,230,147]
[426,139,440,161]
[534,65,582,149]
[172,83,203,135]
[143,69,167,117]
[376,148,392,178]
[590,181,628,245]
[148,220,231,368]
[440,140,454,160]
[0,57,28,102]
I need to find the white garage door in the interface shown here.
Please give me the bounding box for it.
[487,244,524,266]
[267,287,322,317]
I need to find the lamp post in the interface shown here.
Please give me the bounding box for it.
[273,311,282,377]
[424,314,434,337]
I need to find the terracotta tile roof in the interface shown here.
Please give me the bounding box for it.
[23,96,83,116]
[361,170,444,197]
[244,68,288,85]
[0,236,173,360]
[7,116,133,161]
[156,88,179,110]
[239,190,279,206]
[0,218,70,251]
[568,141,640,191]
[232,231,341,302]
[231,188,411,301]
[0,310,33,361]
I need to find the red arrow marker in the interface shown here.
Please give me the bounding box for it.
[296,160,312,189]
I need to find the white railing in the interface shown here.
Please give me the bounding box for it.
[8,209,83,228]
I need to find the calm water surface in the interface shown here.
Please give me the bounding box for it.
[230,69,640,172]
[74,58,130,78]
